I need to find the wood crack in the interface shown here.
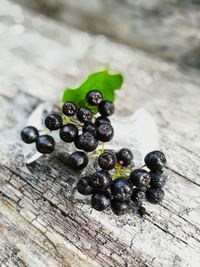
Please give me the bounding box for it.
[1,165,151,267]
[160,203,200,242]
[145,215,188,246]
[165,166,200,187]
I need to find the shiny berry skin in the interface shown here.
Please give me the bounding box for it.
[67,151,88,170]
[149,170,168,188]
[86,90,103,106]
[62,102,77,116]
[111,177,133,201]
[91,191,111,211]
[77,176,93,195]
[74,132,98,152]
[111,199,129,216]
[116,148,133,166]
[91,170,112,191]
[144,150,166,171]
[130,169,151,188]
[98,100,115,117]
[74,137,82,150]
[45,113,62,131]
[146,188,165,204]
[95,116,111,126]
[77,107,92,123]
[35,135,55,154]
[59,124,78,143]
[131,188,146,205]
[139,186,148,193]
[96,123,114,142]
[98,151,117,170]
[21,126,39,144]
[82,122,97,136]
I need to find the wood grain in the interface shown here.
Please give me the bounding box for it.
[0,1,200,266]
[15,0,200,67]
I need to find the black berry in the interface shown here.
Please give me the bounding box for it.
[45,113,62,131]
[98,101,115,117]
[131,188,146,205]
[111,199,129,216]
[146,188,165,204]
[137,206,146,217]
[149,170,168,188]
[86,90,103,106]
[59,124,78,143]
[77,176,93,195]
[62,102,77,116]
[97,123,114,142]
[21,126,39,144]
[116,148,133,166]
[133,206,146,217]
[91,191,111,211]
[145,150,167,171]
[98,151,117,170]
[111,177,133,201]
[130,169,151,188]
[91,170,112,191]
[82,122,97,136]
[74,132,98,152]
[35,135,55,154]
[67,151,88,170]
[139,186,148,193]
[95,116,111,126]
[77,107,92,123]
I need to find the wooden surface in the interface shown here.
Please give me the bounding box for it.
[15,0,200,67]
[0,1,200,266]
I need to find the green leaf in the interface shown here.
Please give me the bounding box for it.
[62,70,123,114]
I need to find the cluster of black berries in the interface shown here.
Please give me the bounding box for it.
[21,90,114,163]
[77,149,167,216]
[21,89,168,216]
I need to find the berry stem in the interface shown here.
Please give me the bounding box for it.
[111,163,146,180]
[61,114,82,127]
[101,143,105,153]
[139,164,146,169]
[112,174,118,180]
[88,147,102,158]
[62,115,71,124]
[120,169,131,173]
[39,128,50,134]
[126,164,146,172]
[120,164,146,174]
[95,148,101,155]
[112,164,121,180]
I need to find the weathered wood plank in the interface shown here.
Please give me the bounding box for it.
[0,1,200,266]
[14,0,200,68]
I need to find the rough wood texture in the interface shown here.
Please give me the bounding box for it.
[0,1,200,266]
[15,0,200,68]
